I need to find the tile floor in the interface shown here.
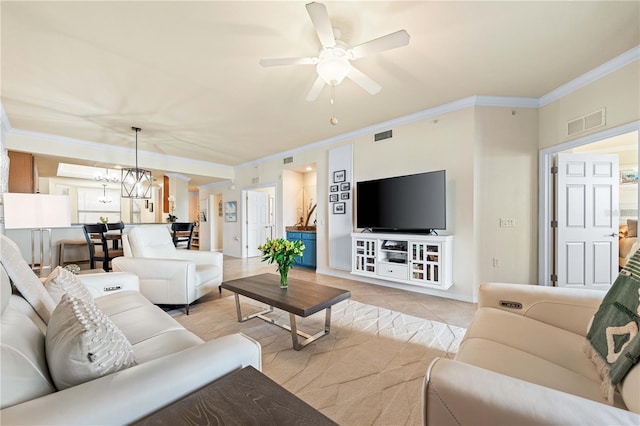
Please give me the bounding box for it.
[205,255,477,329]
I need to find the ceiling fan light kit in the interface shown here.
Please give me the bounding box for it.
[316,37,352,86]
[260,1,410,103]
[121,127,153,200]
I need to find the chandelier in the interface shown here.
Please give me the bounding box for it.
[121,127,152,199]
[98,184,112,204]
[95,167,119,183]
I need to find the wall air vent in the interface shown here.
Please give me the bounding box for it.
[283,156,294,164]
[566,108,606,136]
[374,130,393,142]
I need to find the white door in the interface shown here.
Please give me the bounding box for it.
[556,153,619,289]
[246,191,270,257]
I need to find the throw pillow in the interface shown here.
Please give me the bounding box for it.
[45,293,136,390]
[0,234,56,323]
[628,219,638,238]
[585,249,640,403]
[44,266,93,305]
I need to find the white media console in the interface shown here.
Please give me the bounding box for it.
[351,232,453,290]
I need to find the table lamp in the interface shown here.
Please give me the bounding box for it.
[3,193,71,277]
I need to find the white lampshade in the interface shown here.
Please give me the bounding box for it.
[3,193,71,229]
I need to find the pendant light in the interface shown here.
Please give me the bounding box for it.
[98,183,112,204]
[121,127,152,199]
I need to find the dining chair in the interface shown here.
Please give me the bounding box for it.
[106,221,125,250]
[171,222,195,249]
[82,223,124,271]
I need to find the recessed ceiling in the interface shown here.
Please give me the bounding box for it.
[2,1,639,185]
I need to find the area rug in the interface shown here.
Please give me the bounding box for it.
[171,296,466,426]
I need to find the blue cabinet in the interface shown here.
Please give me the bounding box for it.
[286,231,316,269]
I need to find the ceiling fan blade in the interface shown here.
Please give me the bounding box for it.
[259,57,317,67]
[351,30,410,59]
[305,76,326,101]
[347,66,382,95]
[306,2,336,48]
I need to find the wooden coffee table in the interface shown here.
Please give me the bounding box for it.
[221,273,351,350]
[134,366,337,425]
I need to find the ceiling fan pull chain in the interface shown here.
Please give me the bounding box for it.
[330,85,338,125]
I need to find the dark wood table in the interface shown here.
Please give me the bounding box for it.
[221,273,351,350]
[134,366,337,425]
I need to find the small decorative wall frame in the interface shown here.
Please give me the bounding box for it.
[340,182,350,191]
[340,192,350,200]
[333,202,346,214]
[330,184,339,192]
[224,201,237,222]
[329,194,339,202]
[333,170,346,183]
[620,168,639,185]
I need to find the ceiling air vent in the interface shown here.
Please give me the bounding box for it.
[567,108,606,136]
[374,130,393,142]
[283,156,293,164]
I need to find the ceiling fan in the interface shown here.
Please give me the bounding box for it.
[259,2,410,102]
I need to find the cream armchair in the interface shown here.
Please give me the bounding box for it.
[112,225,222,314]
[423,283,640,425]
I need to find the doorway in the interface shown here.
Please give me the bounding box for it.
[243,185,276,258]
[539,122,639,287]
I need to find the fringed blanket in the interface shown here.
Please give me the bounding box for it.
[585,249,640,403]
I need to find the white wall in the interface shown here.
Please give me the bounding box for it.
[539,62,640,150]
[474,107,539,297]
[282,169,304,228]
[166,174,190,223]
[235,107,483,301]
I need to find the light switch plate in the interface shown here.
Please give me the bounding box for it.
[500,218,516,227]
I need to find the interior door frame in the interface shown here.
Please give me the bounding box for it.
[538,120,640,286]
[240,182,277,258]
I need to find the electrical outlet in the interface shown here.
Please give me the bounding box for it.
[500,218,516,227]
[493,258,500,268]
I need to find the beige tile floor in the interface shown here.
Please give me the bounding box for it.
[204,255,477,329]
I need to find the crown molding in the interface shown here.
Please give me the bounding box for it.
[164,172,191,182]
[539,45,640,107]
[198,179,233,190]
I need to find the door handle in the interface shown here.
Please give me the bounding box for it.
[609,233,619,237]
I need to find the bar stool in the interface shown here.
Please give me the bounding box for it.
[58,239,89,267]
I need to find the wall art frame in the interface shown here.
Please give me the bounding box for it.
[224,201,237,222]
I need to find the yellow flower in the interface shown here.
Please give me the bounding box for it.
[258,238,305,271]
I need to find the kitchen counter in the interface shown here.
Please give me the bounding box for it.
[285,227,316,233]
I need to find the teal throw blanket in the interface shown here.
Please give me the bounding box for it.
[586,248,640,403]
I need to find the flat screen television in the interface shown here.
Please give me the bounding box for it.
[356,170,446,233]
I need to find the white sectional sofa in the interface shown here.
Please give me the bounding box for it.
[423,282,640,425]
[0,234,261,425]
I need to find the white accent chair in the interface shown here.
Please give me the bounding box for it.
[112,225,222,314]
